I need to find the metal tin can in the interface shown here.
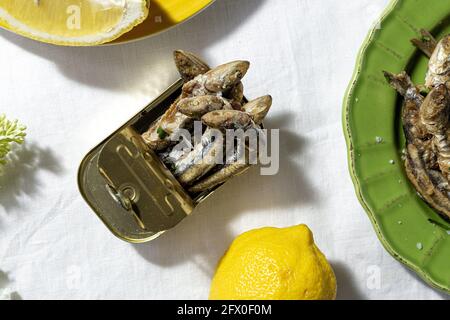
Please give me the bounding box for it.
[78,79,251,243]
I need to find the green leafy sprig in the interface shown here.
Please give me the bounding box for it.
[0,114,26,170]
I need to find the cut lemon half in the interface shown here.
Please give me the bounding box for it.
[0,0,149,46]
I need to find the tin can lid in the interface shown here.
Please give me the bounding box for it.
[78,81,195,243]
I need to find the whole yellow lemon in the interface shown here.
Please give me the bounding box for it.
[209,225,337,300]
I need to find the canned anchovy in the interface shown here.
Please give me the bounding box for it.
[78,50,272,243]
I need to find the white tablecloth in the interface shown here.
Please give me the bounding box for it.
[0,0,448,300]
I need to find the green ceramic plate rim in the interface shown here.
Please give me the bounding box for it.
[342,0,449,294]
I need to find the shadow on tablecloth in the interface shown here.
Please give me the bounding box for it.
[401,265,450,300]
[332,261,367,300]
[0,270,22,300]
[0,142,63,215]
[0,0,268,95]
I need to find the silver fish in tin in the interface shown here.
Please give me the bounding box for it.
[426,35,450,88]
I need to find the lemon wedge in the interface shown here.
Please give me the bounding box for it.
[0,0,149,46]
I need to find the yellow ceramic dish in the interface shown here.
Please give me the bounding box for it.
[0,0,214,46]
[113,0,214,44]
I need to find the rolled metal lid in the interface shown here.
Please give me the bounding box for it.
[78,80,194,243]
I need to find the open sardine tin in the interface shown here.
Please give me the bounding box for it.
[78,79,253,243]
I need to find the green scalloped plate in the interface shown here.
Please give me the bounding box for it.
[343,0,450,294]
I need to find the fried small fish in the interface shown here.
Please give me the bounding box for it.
[426,35,450,88]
